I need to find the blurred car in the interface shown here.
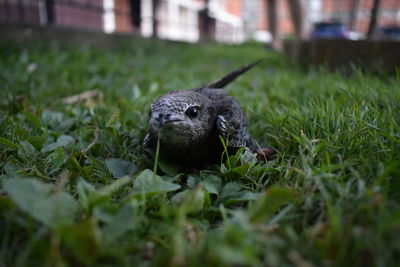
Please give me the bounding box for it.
[378,26,400,40]
[311,22,350,39]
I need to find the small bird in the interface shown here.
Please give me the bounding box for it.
[143,60,274,168]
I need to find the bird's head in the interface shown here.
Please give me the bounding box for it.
[147,90,216,147]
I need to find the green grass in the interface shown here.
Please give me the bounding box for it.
[1,38,400,266]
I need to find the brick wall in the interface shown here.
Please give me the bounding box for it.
[0,0,41,24]
[226,0,242,17]
[257,0,268,31]
[323,0,400,34]
[54,0,103,31]
[115,0,135,33]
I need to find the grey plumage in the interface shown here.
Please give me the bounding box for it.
[143,60,262,167]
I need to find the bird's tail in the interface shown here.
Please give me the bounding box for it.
[203,59,263,89]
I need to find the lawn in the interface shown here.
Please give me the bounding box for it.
[0,38,399,266]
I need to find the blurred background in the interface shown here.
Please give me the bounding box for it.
[1,0,399,73]
[1,0,399,46]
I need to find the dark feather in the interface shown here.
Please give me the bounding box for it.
[203,59,263,89]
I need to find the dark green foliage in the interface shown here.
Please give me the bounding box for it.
[0,39,399,266]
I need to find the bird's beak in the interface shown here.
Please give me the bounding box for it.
[155,114,184,127]
[161,118,184,126]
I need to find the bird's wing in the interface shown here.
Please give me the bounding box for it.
[216,114,248,147]
[197,87,254,149]
[143,133,151,147]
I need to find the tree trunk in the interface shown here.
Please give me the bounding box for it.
[367,0,380,39]
[288,0,306,41]
[200,0,212,40]
[45,0,54,25]
[17,0,25,22]
[130,0,141,28]
[152,0,160,37]
[349,0,360,31]
[267,0,281,50]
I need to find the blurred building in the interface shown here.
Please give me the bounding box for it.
[0,0,399,43]
[142,0,246,43]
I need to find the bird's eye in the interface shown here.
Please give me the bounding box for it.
[185,106,200,118]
